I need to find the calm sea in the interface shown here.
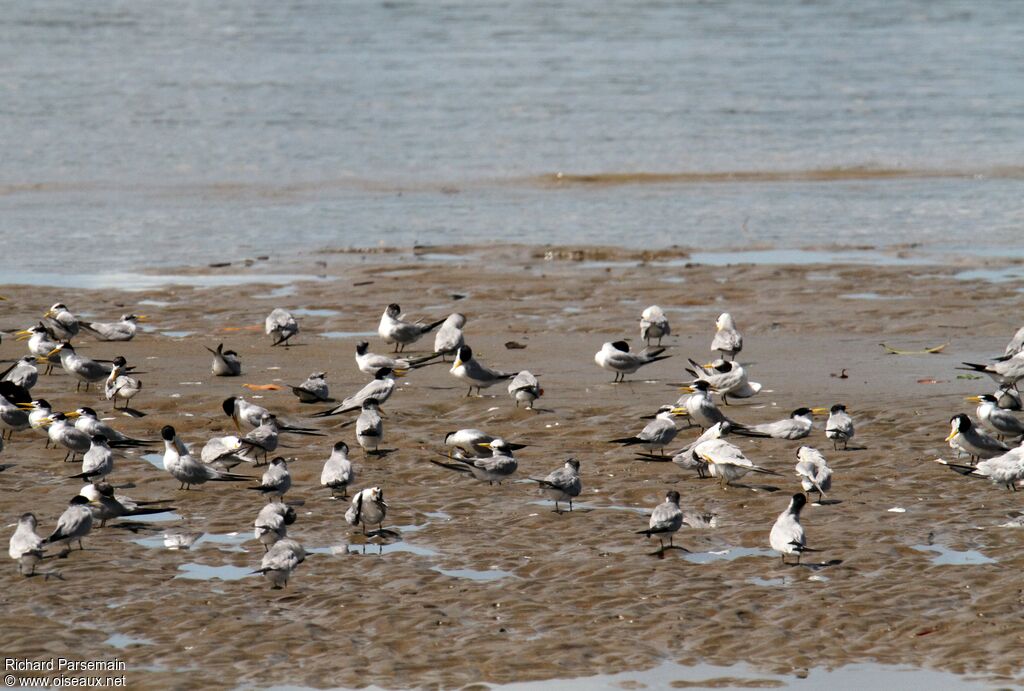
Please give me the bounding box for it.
[1,0,1022,275]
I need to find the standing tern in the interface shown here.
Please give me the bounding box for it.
[450,345,514,396]
[73,407,152,446]
[49,343,110,391]
[636,490,684,550]
[733,408,827,440]
[105,356,141,410]
[433,313,466,360]
[635,420,736,478]
[769,493,817,564]
[679,381,735,431]
[443,429,527,458]
[289,372,334,403]
[311,368,402,417]
[18,398,52,445]
[223,396,321,433]
[161,425,250,490]
[508,371,543,409]
[958,354,1024,387]
[16,325,60,374]
[345,486,388,534]
[686,359,761,403]
[355,341,422,376]
[42,303,79,341]
[44,495,93,556]
[609,405,689,455]
[594,341,670,383]
[694,438,779,488]
[321,441,355,498]
[1,356,39,390]
[9,513,45,575]
[207,343,242,377]
[45,413,92,462]
[529,458,581,513]
[711,313,743,360]
[946,414,1009,462]
[967,394,1024,440]
[254,503,297,551]
[201,435,248,470]
[640,306,670,346]
[431,438,518,484]
[378,303,446,353]
[68,435,114,480]
[941,446,1024,491]
[239,413,282,464]
[81,314,145,341]
[355,398,384,455]
[248,457,292,502]
[794,446,832,501]
[255,538,305,589]
[265,308,299,347]
[80,482,175,527]
[0,387,31,440]
[824,404,855,450]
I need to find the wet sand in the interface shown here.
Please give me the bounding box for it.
[1,245,1023,689]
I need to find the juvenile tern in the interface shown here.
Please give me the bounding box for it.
[594,341,670,383]
[81,314,145,341]
[967,394,1024,440]
[105,356,141,409]
[450,345,514,396]
[686,359,761,403]
[49,343,110,391]
[794,446,832,500]
[431,438,518,484]
[824,404,855,450]
[321,441,355,498]
[8,513,45,575]
[42,303,79,341]
[636,490,684,550]
[248,457,292,502]
[290,371,333,403]
[44,495,93,556]
[946,414,1009,462]
[311,368,402,417]
[254,503,297,551]
[770,493,816,564]
[265,308,299,347]
[378,303,446,353]
[355,398,384,455]
[508,371,543,409]
[640,306,670,346]
[734,408,827,440]
[433,313,466,359]
[161,425,250,490]
[255,537,305,589]
[207,343,242,377]
[711,313,743,360]
[0,356,39,390]
[609,405,688,455]
[529,458,581,513]
[345,486,388,534]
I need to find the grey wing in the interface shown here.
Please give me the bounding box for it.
[649,504,683,532]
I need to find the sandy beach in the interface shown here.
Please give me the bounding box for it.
[2,244,1023,689]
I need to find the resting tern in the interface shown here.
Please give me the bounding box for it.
[49,343,110,391]
[769,493,816,564]
[694,438,779,488]
[81,314,145,341]
[161,425,250,490]
[686,359,761,403]
[16,324,60,374]
[733,408,827,440]
[967,394,1024,440]
[223,396,321,433]
[635,420,736,478]
[355,398,384,455]
[0,387,31,440]
[105,356,141,409]
[201,435,248,470]
[9,513,45,575]
[433,313,466,359]
[207,343,242,376]
[80,482,175,527]
[443,429,527,457]
[45,413,91,462]
[73,407,152,446]
[355,341,421,377]
[431,438,518,484]
[609,405,688,455]
[239,413,282,464]
[265,308,299,347]
[636,490,684,550]
[254,503,297,551]
[18,398,52,444]
[44,495,93,556]
[311,368,402,417]
[640,306,670,346]
[450,345,514,396]
[289,372,333,403]
[946,414,1009,462]
[321,441,355,498]
[594,340,670,383]
[942,446,1024,491]
[824,404,855,450]
[529,458,581,513]
[711,312,743,360]
[508,370,543,409]
[958,353,1024,387]
[378,303,446,353]
[679,380,734,431]
[42,303,79,341]
[68,435,114,480]
[345,486,388,534]
[255,537,305,589]
[794,446,832,500]
[0,356,39,390]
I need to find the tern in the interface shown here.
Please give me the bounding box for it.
[433,313,466,360]
[321,441,355,498]
[443,429,527,457]
[345,486,388,534]
[824,404,855,450]
[44,495,93,556]
[248,457,292,502]
[265,308,299,347]
[255,537,305,588]
[289,371,334,403]
[529,458,581,513]
[640,306,670,346]
[694,438,780,488]
[207,343,242,376]
[161,425,250,490]
[81,314,145,341]
[636,490,684,550]
[80,482,175,527]
[967,394,1024,440]
[770,493,817,564]
[733,408,827,440]
[450,345,514,396]
[49,343,110,391]
[355,398,384,455]
[0,356,39,390]
[794,446,832,501]
[431,438,518,484]
[946,414,1009,463]
[378,303,446,352]
[711,313,743,360]
[9,513,45,575]
[105,356,141,409]
[609,405,689,455]
[508,371,543,409]
[594,340,670,383]
[685,359,761,403]
[223,396,321,433]
[16,324,60,374]
[311,368,402,417]
[42,303,79,341]
[254,503,297,551]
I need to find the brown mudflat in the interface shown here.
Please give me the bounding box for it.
[1,245,1021,689]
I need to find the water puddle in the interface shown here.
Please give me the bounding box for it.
[684,546,776,564]
[685,249,935,267]
[253,285,297,299]
[140,453,164,470]
[174,563,252,581]
[291,308,340,317]
[0,272,324,291]
[161,330,193,338]
[912,544,996,565]
[432,566,514,581]
[320,331,377,340]
[105,634,153,649]
[748,576,789,587]
[839,292,904,300]
[954,267,1023,283]
[134,532,247,552]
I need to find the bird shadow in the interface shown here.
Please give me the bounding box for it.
[120,407,147,418]
[367,448,397,458]
[814,498,843,506]
[788,558,844,571]
[731,483,780,492]
[649,545,691,559]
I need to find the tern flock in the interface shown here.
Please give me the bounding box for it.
[3,299,1023,587]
